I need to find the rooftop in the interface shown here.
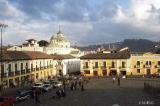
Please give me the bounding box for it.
[0,51,52,61]
[80,51,130,59]
[51,54,75,60]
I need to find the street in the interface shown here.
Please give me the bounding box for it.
[14,78,160,106]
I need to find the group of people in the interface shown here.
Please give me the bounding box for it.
[54,76,86,99]
[112,76,121,86]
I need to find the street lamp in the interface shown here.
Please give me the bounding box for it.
[0,23,8,88]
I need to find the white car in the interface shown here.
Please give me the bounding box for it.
[32,82,44,88]
[42,85,53,92]
[52,81,62,88]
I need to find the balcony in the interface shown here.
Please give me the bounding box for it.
[93,66,99,69]
[110,66,116,69]
[36,68,40,71]
[1,73,7,78]
[155,65,160,68]
[101,66,107,69]
[21,70,26,74]
[26,69,30,73]
[15,71,20,76]
[83,66,89,69]
[8,72,14,77]
[144,65,151,68]
[134,65,140,68]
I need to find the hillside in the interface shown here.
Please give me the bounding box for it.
[77,39,157,53]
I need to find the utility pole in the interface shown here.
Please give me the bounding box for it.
[0,23,8,89]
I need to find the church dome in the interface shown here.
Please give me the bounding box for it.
[49,30,70,48]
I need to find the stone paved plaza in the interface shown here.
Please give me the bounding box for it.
[15,78,160,106]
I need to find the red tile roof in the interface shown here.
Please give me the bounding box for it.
[0,51,52,61]
[51,54,75,60]
[80,51,130,59]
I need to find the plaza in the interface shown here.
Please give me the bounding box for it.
[15,78,160,106]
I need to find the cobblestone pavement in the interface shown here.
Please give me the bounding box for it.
[15,78,160,106]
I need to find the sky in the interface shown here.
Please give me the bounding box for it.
[1,0,160,46]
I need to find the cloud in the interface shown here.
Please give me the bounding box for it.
[1,0,160,46]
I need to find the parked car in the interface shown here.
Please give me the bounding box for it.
[32,82,44,88]
[42,84,53,92]
[16,90,32,102]
[52,81,62,88]
[43,81,51,85]
[0,96,16,106]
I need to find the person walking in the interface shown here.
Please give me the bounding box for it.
[81,81,84,91]
[117,77,120,86]
[113,77,116,84]
[35,88,40,103]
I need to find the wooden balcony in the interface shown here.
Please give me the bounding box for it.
[26,69,30,73]
[8,72,14,77]
[15,71,20,76]
[21,70,26,74]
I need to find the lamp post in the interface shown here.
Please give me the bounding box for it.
[0,23,8,88]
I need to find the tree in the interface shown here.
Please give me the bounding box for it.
[38,40,49,47]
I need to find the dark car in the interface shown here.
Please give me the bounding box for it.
[0,96,16,106]
[16,90,32,102]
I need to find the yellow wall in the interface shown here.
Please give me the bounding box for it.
[81,53,160,76]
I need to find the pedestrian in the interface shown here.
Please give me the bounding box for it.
[81,81,84,91]
[74,80,77,90]
[117,77,120,86]
[35,88,40,103]
[61,88,66,97]
[70,81,74,91]
[113,77,116,84]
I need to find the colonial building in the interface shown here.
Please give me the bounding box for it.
[130,52,160,75]
[80,49,160,77]
[0,51,56,88]
[80,50,130,76]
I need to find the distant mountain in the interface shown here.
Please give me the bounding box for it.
[77,39,158,53]
[120,39,156,52]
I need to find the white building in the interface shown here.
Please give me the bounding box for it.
[7,39,44,52]
[51,54,80,76]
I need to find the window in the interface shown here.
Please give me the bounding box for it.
[137,61,140,66]
[158,69,160,73]
[21,63,23,70]
[26,63,28,70]
[1,64,4,75]
[31,63,33,70]
[103,62,106,68]
[84,70,90,74]
[111,61,115,68]
[122,61,125,68]
[58,61,61,65]
[15,64,17,71]
[8,64,11,72]
[95,62,98,68]
[85,62,88,68]
[158,61,160,66]
[146,61,151,66]
[137,69,140,73]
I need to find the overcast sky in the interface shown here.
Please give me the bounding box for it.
[1,0,160,46]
